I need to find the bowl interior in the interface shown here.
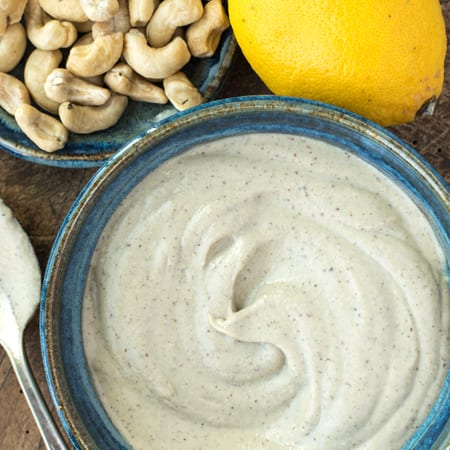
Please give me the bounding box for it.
[0,29,236,168]
[41,96,450,449]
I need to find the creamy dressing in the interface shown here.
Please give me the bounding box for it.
[82,133,449,450]
[0,199,41,333]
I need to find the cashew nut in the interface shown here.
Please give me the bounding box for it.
[92,0,130,39]
[146,0,203,48]
[123,29,191,80]
[66,31,123,77]
[80,0,119,22]
[129,0,159,27]
[163,71,203,111]
[24,49,63,114]
[59,93,128,133]
[25,0,78,51]
[45,68,111,105]
[186,0,229,58]
[105,63,168,104]
[0,0,27,35]
[0,72,30,115]
[0,23,27,72]
[38,0,88,22]
[2,0,230,152]
[15,103,68,152]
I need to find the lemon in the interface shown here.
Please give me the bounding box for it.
[229,0,447,126]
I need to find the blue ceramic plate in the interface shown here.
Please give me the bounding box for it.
[41,96,450,449]
[0,30,236,168]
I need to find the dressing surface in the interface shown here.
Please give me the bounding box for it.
[83,133,449,450]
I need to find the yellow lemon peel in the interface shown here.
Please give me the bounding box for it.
[229,0,447,126]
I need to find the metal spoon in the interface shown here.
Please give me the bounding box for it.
[0,199,67,450]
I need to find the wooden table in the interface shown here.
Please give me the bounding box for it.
[1,5,449,448]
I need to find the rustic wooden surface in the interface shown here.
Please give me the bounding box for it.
[0,4,449,449]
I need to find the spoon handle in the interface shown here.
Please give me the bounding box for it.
[6,337,68,450]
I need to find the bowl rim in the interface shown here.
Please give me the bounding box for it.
[40,95,450,449]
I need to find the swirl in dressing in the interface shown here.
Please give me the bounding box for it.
[83,133,449,450]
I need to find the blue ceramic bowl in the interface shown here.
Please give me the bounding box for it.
[41,96,450,449]
[0,29,236,168]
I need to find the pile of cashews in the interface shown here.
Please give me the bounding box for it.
[0,0,230,152]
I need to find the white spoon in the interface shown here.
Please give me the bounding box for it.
[0,199,67,450]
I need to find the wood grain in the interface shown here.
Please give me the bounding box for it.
[1,5,449,448]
